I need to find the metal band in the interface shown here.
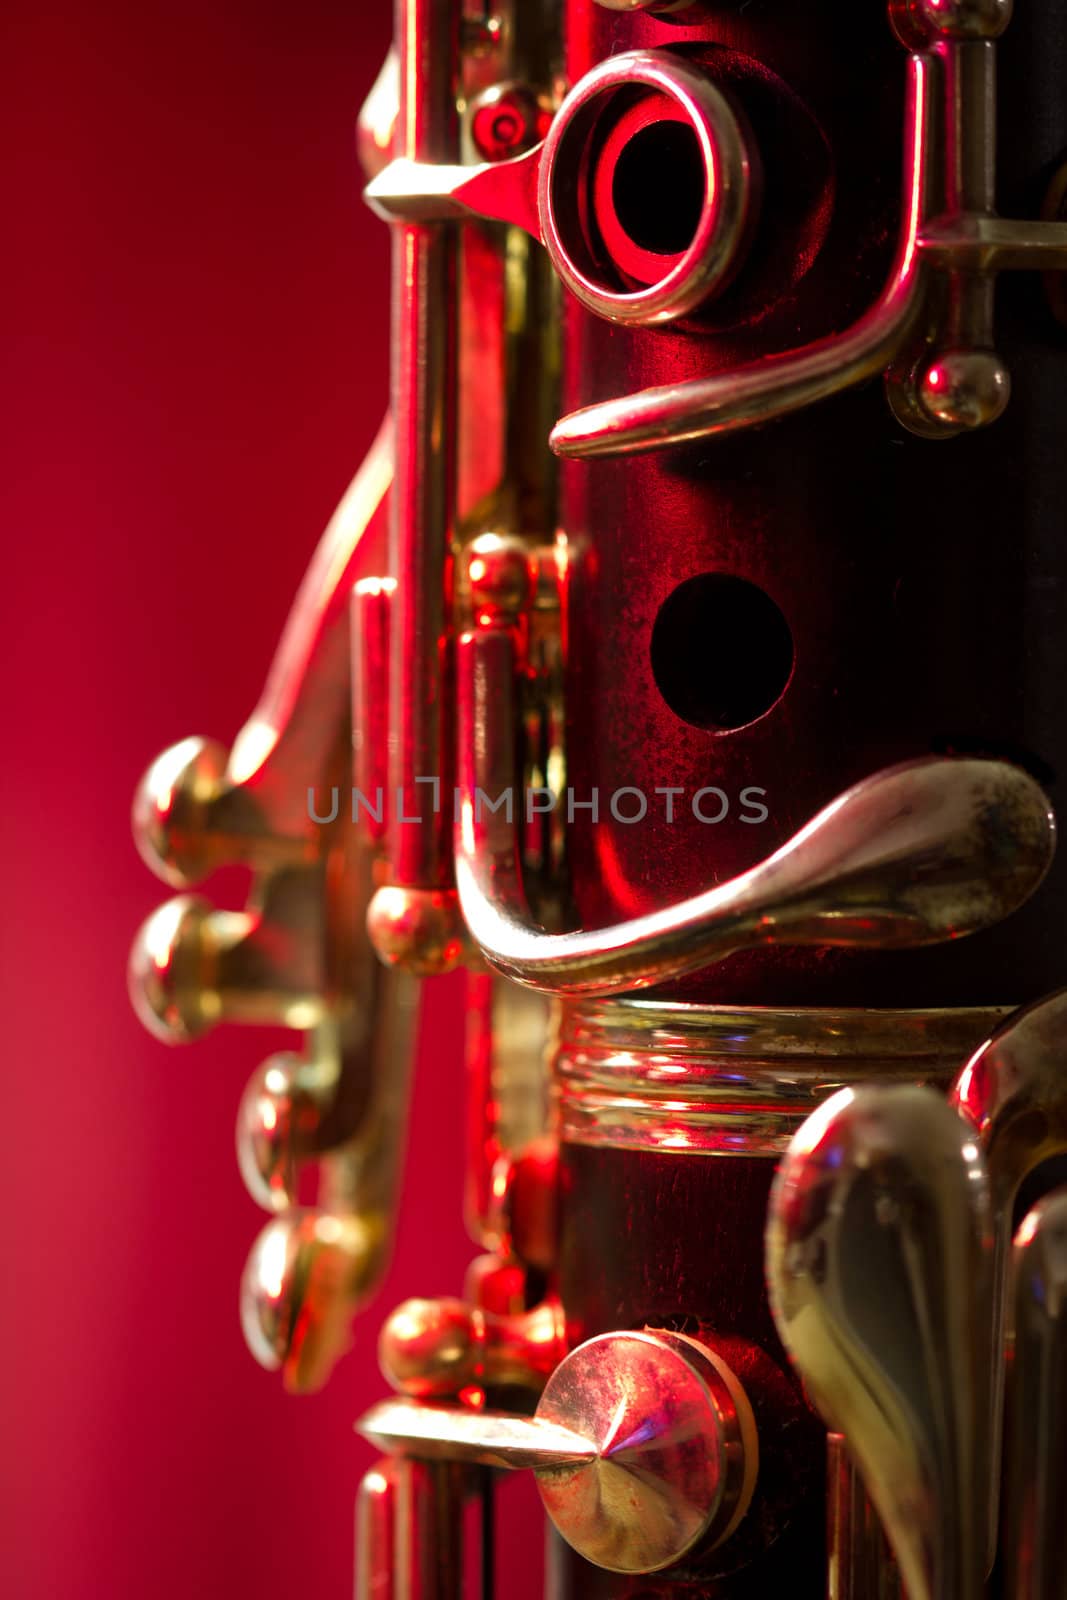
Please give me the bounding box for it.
[554,999,1010,1156]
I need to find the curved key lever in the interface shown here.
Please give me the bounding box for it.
[455,613,1055,995]
[455,567,1054,996]
[765,1085,994,1600]
[547,49,933,459]
[550,10,1067,458]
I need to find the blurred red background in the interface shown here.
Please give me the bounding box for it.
[2,3,538,1594]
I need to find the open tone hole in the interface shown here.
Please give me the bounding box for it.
[611,121,705,255]
[651,573,794,733]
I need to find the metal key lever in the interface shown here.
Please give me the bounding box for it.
[360,1395,597,1472]
[458,748,1054,999]
[1002,1190,1067,1600]
[547,46,932,459]
[360,1327,758,1577]
[826,1433,901,1600]
[455,608,1054,993]
[366,49,755,330]
[550,5,1067,458]
[239,951,418,1395]
[765,1085,994,1600]
[356,1456,471,1600]
[949,989,1067,1572]
[132,419,392,874]
[130,871,326,1043]
[130,419,421,1392]
[453,540,1055,996]
[363,0,466,978]
[378,1295,567,1399]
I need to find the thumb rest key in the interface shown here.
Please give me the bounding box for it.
[766,1084,994,1600]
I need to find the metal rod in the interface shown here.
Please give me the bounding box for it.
[826,1433,901,1600]
[352,577,395,846]
[357,1396,598,1473]
[356,1456,467,1600]
[479,1469,495,1600]
[387,0,462,890]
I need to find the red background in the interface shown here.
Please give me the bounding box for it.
[2,3,538,1593]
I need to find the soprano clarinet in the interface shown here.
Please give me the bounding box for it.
[132,2,1067,1595]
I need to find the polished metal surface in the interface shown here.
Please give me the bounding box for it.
[556,999,1008,1155]
[371,18,1067,456]
[465,976,554,1248]
[535,1330,757,1575]
[241,1209,383,1394]
[1002,1190,1067,1600]
[364,143,545,234]
[766,1085,994,1600]
[362,1326,756,1577]
[359,1395,598,1473]
[952,989,1067,1219]
[950,989,1067,1561]
[536,51,754,325]
[826,1433,900,1600]
[548,49,931,458]
[378,1294,566,1397]
[357,46,398,181]
[356,1455,469,1600]
[130,417,425,1392]
[456,734,1054,993]
[550,4,1067,458]
[366,39,758,327]
[235,1051,327,1211]
[366,0,464,971]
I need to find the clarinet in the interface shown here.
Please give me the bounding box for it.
[131,1,1067,1595]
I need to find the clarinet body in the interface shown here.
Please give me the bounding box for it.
[131,2,1067,1596]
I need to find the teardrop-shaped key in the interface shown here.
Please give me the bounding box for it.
[766,1084,994,1600]
[1003,1190,1067,1600]
[949,987,1067,1570]
[241,1209,385,1394]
